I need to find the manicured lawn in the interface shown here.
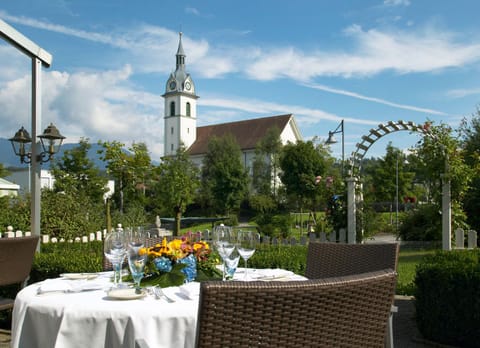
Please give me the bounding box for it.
[396,247,436,295]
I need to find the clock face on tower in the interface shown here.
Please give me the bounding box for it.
[169,81,177,90]
[185,81,191,91]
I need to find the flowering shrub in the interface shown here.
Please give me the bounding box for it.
[138,233,221,287]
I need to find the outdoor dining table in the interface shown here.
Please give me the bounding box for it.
[11,268,306,348]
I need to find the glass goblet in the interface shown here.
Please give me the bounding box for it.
[104,230,127,287]
[127,226,146,252]
[212,225,235,281]
[236,229,260,280]
[128,249,147,294]
[224,249,240,280]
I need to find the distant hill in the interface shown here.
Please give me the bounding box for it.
[0,138,160,171]
[0,138,107,170]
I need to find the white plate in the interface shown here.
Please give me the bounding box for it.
[60,273,98,280]
[107,288,146,300]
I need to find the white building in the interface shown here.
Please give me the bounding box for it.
[163,33,302,171]
[0,177,20,197]
[5,168,54,195]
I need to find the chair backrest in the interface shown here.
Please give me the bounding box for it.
[195,269,397,348]
[305,242,399,279]
[0,236,39,287]
[102,236,166,271]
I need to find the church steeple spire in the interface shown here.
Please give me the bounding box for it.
[176,32,186,70]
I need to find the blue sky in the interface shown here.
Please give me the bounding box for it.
[1,0,479,161]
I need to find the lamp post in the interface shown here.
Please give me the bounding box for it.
[326,120,345,176]
[1,19,55,244]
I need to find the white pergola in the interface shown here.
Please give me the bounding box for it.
[0,19,52,245]
[347,120,451,250]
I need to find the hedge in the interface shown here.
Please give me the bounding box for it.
[414,249,480,347]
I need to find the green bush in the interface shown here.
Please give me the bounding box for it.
[254,214,293,238]
[399,204,442,241]
[414,250,480,347]
[30,242,103,283]
[248,245,307,275]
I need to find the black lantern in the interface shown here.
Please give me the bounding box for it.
[9,123,65,164]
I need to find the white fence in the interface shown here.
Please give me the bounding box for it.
[2,225,478,248]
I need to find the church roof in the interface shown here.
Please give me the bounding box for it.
[187,114,296,155]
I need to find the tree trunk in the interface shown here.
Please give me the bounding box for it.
[174,207,182,236]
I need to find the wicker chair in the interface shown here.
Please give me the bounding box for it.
[102,236,167,271]
[305,242,400,348]
[0,236,39,312]
[305,242,399,279]
[195,269,397,348]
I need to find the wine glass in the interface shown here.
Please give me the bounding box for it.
[104,229,127,287]
[127,249,147,294]
[127,226,146,252]
[224,249,240,280]
[212,225,235,281]
[236,229,260,280]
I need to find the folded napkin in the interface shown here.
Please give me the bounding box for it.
[37,278,105,295]
[249,268,294,281]
[178,282,200,299]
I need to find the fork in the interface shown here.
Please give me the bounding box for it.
[154,286,175,303]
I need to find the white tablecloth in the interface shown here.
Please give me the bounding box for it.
[12,269,306,348]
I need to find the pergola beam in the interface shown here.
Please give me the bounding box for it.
[0,19,52,67]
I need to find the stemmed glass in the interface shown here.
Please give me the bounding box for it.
[213,225,236,281]
[127,226,146,252]
[236,229,260,280]
[127,248,147,294]
[104,229,127,288]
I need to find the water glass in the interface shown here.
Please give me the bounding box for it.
[127,226,146,252]
[128,249,147,294]
[236,229,260,280]
[225,252,240,280]
[212,225,235,281]
[104,229,127,287]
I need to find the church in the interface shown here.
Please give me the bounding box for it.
[162,33,302,171]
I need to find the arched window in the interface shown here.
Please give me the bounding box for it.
[186,102,191,117]
[170,101,175,116]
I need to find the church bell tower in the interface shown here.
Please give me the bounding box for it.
[163,32,199,157]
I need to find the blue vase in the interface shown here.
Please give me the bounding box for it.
[179,254,197,282]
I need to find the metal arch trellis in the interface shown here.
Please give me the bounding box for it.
[348,120,430,176]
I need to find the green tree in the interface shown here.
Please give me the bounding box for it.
[251,127,282,198]
[41,189,105,240]
[279,140,327,212]
[411,121,473,231]
[200,134,249,216]
[0,163,10,178]
[98,141,151,215]
[152,146,200,236]
[51,138,107,201]
[363,143,415,206]
[459,111,480,231]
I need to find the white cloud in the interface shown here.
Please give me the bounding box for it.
[0,64,165,158]
[185,7,200,16]
[383,0,410,6]
[446,87,480,99]
[4,12,479,81]
[247,25,480,80]
[303,82,448,115]
[200,94,379,128]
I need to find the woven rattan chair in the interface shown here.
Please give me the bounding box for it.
[195,269,397,348]
[102,236,167,271]
[0,236,39,311]
[305,242,400,348]
[305,242,399,279]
